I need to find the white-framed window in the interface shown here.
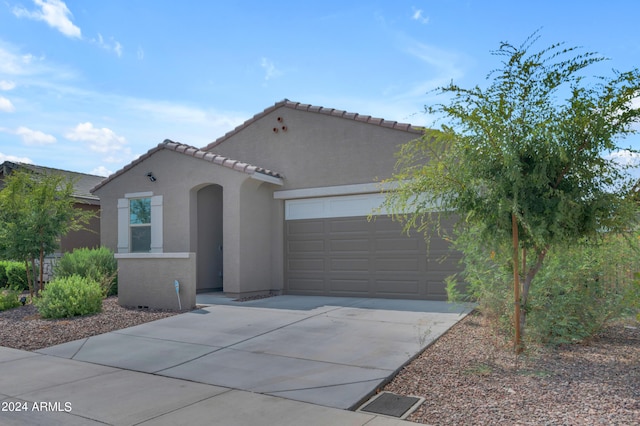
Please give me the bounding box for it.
[117,192,163,253]
[129,197,151,252]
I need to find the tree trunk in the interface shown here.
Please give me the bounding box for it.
[24,259,33,299]
[519,248,547,336]
[39,244,45,293]
[512,213,522,354]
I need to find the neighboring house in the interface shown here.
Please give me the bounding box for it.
[92,100,461,309]
[0,162,103,280]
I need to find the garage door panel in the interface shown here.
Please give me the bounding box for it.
[374,237,421,251]
[329,218,370,233]
[374,280,421,296]
[287,239,325,252]
[285,215,460,300]
[426,254,462,272]
[288,258,325,272]
[424,281,448,299]
[375,258,420,272]
[329,279,370,293]
[288,277,325,293]
[330,238,370,251]
[330,258,370,271]
[287,220,324,235]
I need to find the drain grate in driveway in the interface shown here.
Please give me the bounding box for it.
[357,391,425,419]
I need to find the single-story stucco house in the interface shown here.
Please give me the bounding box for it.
[91,100,461,310]
[0,161,103,281]
[0,161,102,253]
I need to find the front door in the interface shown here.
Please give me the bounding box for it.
[196,184,223,292]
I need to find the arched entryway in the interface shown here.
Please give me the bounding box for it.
[196,184,223,292]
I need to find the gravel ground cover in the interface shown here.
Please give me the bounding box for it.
[385,312,639,425]
[1,298,638,424]
[0,297,180,351]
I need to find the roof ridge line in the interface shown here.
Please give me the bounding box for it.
[90,139,283,193]
[201,100,422,151]
[1,160,105,178]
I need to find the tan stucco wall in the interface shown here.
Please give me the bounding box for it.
[210,106,418,190]
[94,148,281,307]
[116,253,196,310]
[95,149,247,252]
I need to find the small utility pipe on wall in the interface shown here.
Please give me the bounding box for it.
[174,280,181,310]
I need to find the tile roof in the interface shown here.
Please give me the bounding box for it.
[202,99,424,151]
[90,140,283,193]
[0,161,103,202]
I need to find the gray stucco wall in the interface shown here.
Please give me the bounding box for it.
[94,148,281,308]
[209,107,419,190]
[116,253,196,310]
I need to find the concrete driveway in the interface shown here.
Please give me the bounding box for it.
[38,295,471,410]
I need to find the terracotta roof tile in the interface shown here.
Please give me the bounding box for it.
[202,99,422,151]
[354,114,371,123]
[91,140,283,193]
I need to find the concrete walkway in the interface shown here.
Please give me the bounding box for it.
[1,295,471,425]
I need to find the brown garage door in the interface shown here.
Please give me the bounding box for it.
[284,215,461,300]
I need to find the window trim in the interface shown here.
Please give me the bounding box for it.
[129,197,151,253]
[117,193,163,254]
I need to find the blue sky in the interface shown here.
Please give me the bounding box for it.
[1,0,639,177]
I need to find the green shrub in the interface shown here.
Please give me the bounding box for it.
[0,261,39,292]
[447,226,640,346]
[0,289,20,311]
[54,247,118,297]
[5,262,29,292]
[526,236,640,345]
[0,262,8,287]
[35,275,103,319]
[446,226,514,334]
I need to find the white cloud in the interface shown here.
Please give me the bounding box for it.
[411,8,430,24]
[90,165,112,177]
[0,80,16,90]
[137,46,145,60]
[13,0,81,39]
[396,39,464,102]
[114,41,123,57]
[0,44,44,76]
[127,99,245,129]
[0,42,81,93]
[65,122,131,163]
[15,126,57,145]
[260,57,283,81]
[92,33,123,57]
[605,149,640,167]
[0,152,33,163]
[0,96,15,112]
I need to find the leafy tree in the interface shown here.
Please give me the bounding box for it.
[383,33,640,351]
[0,169,94,296]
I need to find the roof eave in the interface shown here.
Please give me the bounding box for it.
[201,99,424,151]
[250,172,283,186]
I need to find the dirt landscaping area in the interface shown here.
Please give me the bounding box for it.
[385,312,639,425]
